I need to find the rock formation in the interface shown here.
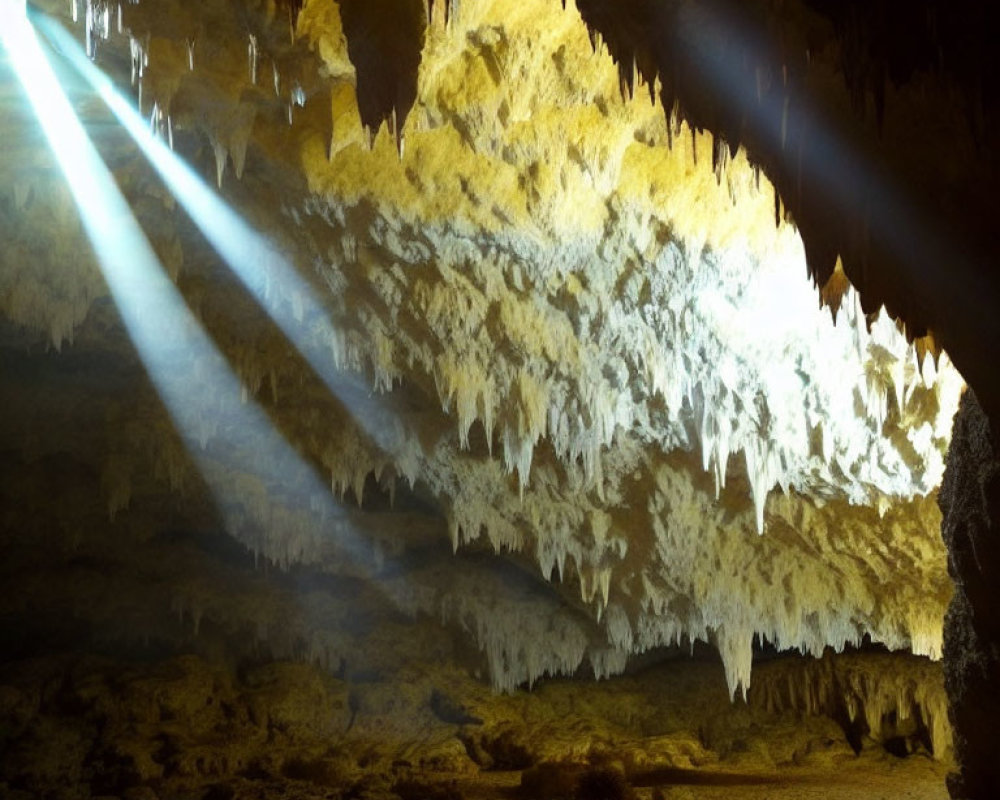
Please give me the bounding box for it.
[1,0,996,797]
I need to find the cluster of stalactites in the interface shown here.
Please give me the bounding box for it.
[290,187,958,694]
[749,652,952,759]
[554,0,967,368]
[427,258,954,542]
[45,0,962,704]
[67,0,313,190]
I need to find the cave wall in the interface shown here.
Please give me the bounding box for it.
[939,391,1000,798]
[2,0,997,795]
[0,0,974,705]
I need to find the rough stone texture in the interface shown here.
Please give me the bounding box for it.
[749,651,950,759]
[0,0,989,795]
[0,0,964,701]
[569,0,1000,426]
[938,391,1000,798]
[0,648,950,800]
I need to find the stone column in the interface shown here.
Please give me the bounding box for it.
[938,389,1000,798]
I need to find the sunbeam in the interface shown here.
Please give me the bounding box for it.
[1,3,989,790]
[1,8,368,569]
[673,0,988,324]
[35,13,409,464]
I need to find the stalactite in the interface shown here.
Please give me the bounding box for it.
[29,0,972,704]
[211,136,227,188]
[247,33,258,84]
[750,652,951,759]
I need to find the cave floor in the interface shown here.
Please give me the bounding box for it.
[477,756,947,800]
[192,754,948,800]
[0,651,951,800]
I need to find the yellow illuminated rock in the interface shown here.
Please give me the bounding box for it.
[2,0,991,797]
[0,0,963,693]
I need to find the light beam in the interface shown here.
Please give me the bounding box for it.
[1,11,367,569]
[36,15,408,464]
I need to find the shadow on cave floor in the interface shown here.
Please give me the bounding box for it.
[461,754,949,800]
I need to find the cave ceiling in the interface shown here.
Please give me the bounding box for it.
[1,0,994,699]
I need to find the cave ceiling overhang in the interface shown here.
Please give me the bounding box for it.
[1,0,993,698]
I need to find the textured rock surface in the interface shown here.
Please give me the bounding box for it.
[938,392,1000,799]
[0,0,987,796]
[0,0,964,700]
[0,647,951,800]
[750,651,950,759]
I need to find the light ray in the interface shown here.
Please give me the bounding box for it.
[674,1,989,326]
[35,14,407,463]
[1,9,369,569]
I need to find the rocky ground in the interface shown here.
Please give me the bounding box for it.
[0,648,950,800]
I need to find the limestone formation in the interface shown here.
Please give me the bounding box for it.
[1,0,997,797]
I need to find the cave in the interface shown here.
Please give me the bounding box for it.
[1,1,998,799]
